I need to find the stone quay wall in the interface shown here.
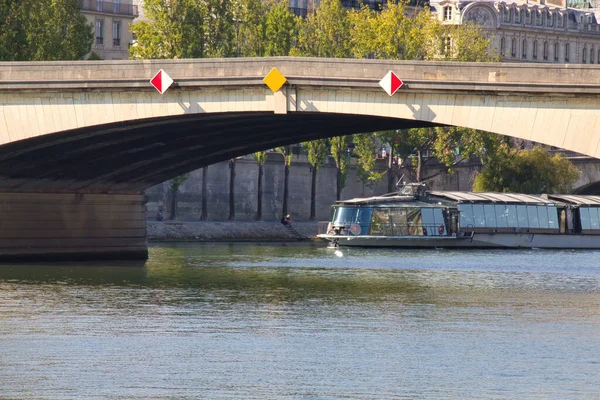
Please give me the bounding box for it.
[145,153,481,223]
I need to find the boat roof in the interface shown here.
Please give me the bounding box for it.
[545,194,600,206]
[428,191,556,204]
[335,195,445,208]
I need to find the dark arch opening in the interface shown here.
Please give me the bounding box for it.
[0,112,439,192]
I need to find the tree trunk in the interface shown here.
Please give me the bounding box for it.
[256,164,263,220]
[387,146,395,192]
[310,166,317,220]
[336,167,342,200]
[416,150,423,182]
[228,159,235,220]
[201,166,208,220]
[169,188,177,220]
[283,163,290,216]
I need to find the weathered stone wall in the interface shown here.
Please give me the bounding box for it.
[145,154,482,222]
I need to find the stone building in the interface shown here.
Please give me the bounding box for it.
[80,0,139,60]
[430,0,600,63]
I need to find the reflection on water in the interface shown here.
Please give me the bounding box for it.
[0,243,599,399]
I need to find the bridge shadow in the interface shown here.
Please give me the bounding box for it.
[0,112,439,192]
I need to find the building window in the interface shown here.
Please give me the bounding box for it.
[503,7,510,23]
[441,36,452,56]
[591,47,594,64]
[511,38,517,57]
[543,41,548,61]
[113,21,121,47]
[547,10,552,26]
[554,42,559,61]
[516,8,522,23]
[113,0,121,13]
[533,40,538,59]
[583,46,587,63]
[536,10,543,26]
[500,37,506,56]
[565,43,570,62]
[96,0,103,12]
[444,6,452,21]
[522,39,528,59]
[557,13,563,27]
[526,9,531,24]
[597,48,600,64]
[95,19,103,45]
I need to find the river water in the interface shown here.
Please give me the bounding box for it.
[0,243,599,399]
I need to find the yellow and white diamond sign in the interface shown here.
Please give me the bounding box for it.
[263,67,287,93]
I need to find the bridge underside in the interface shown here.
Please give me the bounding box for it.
[0,112,434,261]
[0,112,435,192]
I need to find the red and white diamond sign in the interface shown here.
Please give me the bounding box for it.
[150,69,174,94]
[379,71,403,96]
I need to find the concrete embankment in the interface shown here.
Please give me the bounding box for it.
[147,220,321,242]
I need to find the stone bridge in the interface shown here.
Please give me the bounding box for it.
[1,57,600,260]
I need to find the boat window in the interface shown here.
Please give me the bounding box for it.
[516,205,528,227]
[538,206,549,229]
[527,206,540,228]
[421,208,435,234]
[389,208,408,235]
[580,207,591,230]
[589,207,600,230]
[473,204,486,227]
[484,205,497,227]
[357,208,373,231]
[506,205,518,227]
[407,208,423,236]
[433,208,445,235]
[370,208,391,235]
[333,207,358,224]
[458,204,474,228]
[547,206,558,229]
[495,205,508,228]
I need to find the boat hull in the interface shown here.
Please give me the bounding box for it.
[317,233,600,249]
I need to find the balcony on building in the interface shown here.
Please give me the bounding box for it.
[80,0,139,17]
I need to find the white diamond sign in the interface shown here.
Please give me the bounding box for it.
[379,71,403,96]
[150,69,174,94]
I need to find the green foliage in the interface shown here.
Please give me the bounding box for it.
[329,135,352,196]
[0,0,93,61]
[276,146,293,167]
[169,173,190,194]
[235,0,265,56]
[251,151,268,165]
[302,139,328,171]
[472,147,580,194]
[291,0,352,57]
[264,0,297,56]
[353,134,386,186]
[131,0,207,59]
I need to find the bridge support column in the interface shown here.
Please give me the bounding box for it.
[0,192,147,261]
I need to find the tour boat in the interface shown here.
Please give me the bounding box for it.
[318,184,600,249]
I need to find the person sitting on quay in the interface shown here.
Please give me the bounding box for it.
[281,214,292,227]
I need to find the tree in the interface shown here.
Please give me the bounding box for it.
[201,166,208,220]
[263,0,297,56]
[228,158,236,220]
[167,174,189,220]
[130,0,206,59]
[329,135,352,200]
[473,146,580,194]
[0,0,93,61]
[291,0,352,57]
[353,134,386,188]
[276,146,293,216]
[251,151,268,220]
[234,0,265,56]
[302,139,328,220]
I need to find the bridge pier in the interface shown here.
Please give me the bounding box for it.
[0,192,147,261]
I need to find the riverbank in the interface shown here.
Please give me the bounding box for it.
[147,220,321,242]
